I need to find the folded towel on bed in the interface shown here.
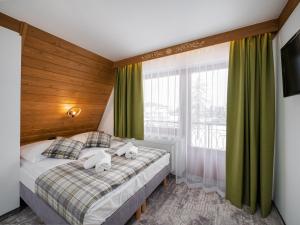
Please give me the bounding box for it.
[83,150,107,169]
[115,142,134,156]
[125,146,138,159]
[95,153,111,172]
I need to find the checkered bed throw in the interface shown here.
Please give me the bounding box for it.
[35,146,167,225]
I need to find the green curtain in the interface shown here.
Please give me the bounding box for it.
[226,33,275,217]
[114,63,144,140]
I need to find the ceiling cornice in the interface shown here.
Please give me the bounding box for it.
[114,19,279,68]
[278,0,300,29]
[114,0,300,68]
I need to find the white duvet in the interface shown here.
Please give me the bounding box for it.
[20,148,170,225]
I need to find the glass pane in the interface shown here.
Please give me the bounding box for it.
[144,73,180,139]
[190,68,228,150]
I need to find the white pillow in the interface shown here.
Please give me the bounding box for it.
[70,132,91,143]
[21,140,54,163]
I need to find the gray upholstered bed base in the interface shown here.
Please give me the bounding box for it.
[20,165,170,225]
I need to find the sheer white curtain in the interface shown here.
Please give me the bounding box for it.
[143,43,229,196]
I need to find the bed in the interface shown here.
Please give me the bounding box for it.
[20,143,170,225]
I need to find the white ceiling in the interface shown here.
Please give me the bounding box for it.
[0,0,287,61]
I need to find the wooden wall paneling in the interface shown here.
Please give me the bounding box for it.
[0,12,21,33]
[21,25,114,144]
[21,126,100,144]
[22,56,113,85]
[0,13,114,144]
[21,103,106,120]
[24,36,106,70]
[21,75,111,97]
[114,19,279,67]
[278,0,300,29]
[22,67,113,95]
[20,22,28,48]
[26,26,111,66]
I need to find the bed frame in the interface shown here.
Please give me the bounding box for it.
[20,164,170,225]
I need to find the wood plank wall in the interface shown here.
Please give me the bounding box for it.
[21,25,114,144]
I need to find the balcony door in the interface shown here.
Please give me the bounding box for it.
[143,42,229,195]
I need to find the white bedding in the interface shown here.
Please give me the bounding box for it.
[20,149,170,225]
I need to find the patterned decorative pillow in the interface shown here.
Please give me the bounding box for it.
[85,131,111,148]
[42,137,84,160]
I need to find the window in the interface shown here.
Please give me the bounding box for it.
[143,43,229,151]
[144,72,180,139]
[190,66,227,151]
[143,43,229,193]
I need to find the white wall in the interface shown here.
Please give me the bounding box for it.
[274,4,300,225]
[0,27,21,215]
[98,91,114,135]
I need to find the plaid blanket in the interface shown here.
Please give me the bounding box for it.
[35,146,167,225]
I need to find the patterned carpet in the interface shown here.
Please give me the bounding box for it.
[1,177,283,225]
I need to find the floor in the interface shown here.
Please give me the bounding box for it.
[1,177,284,225]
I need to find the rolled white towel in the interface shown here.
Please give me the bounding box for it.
[115,142,134,156]
[95,153,111,172]
[83,150,106,169]
[125,146,138,159]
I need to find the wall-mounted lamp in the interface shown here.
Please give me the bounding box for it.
[67,107,81,118]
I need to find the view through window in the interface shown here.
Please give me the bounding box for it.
[143,45,228,151]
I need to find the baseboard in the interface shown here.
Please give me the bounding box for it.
[272,201,286,225]
[0,207,21,222]
[0,199,27,222]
